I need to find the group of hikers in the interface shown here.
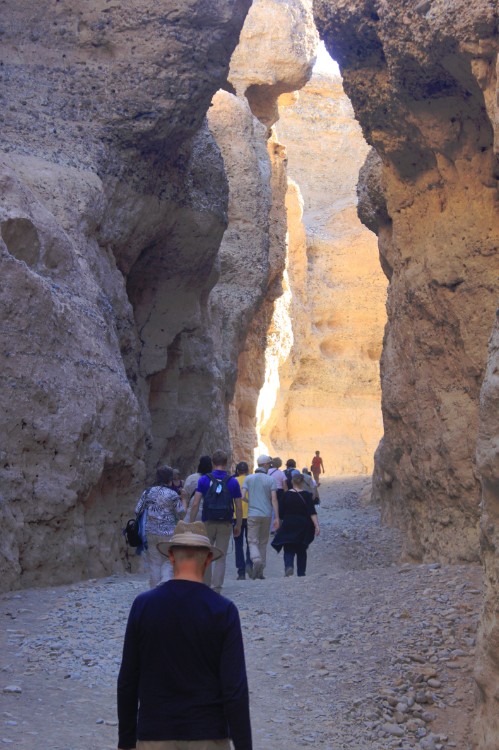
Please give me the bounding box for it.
[118,450,326,750]
[133,450,326,591]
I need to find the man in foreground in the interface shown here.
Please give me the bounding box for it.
[117,521,252,750]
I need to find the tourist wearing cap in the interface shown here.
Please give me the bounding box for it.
[117,521,252,750]
[242,455,279,580]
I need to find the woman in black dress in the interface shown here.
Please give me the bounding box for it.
[271,471,320,576]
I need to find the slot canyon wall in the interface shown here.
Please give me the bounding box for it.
[0,0,320,590]
[0,0,252,589]
[312,1,498,747]
[226,0,320,463]
[257,65,387,475]
[314,0,499,559]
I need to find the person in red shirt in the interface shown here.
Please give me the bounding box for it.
[310,451,325,486]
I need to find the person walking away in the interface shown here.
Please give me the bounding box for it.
[311,451,325,486]
[135,465,185,588]
[183,455,213,521]
[189,450,242,594]
[171,468,184,495]
[302,467,320,505]
[284,458,297,490]
[271,471,320,577]
[234,461,252,580]
[243,455,279,580]
[117,520,252,750]
[269,457,287,504]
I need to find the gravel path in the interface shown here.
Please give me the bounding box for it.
[0,478,481,750]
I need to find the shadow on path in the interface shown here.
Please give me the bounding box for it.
[0,477,480,749]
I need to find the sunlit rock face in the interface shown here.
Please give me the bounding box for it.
[208,92,286,469]
[0,0,251,590]
[225,0,319,465]
[314,0,499,561]
[258,68,387,475]
[313,2,498,745]
[229,0,319,126]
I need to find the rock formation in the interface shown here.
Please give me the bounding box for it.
[0,0,253,589]
[475,316,499,749]
[314,0,498,559]
[313,1,498,746]
[258,66,387,475]
[226,0,319,462]
[0,0,321,590]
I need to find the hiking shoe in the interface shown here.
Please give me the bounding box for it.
[246,563,256,580]
[237,573,246,580]
[285,567,294,577]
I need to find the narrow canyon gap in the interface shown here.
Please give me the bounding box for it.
[1,1,499,748]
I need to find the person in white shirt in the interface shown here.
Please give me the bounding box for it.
[268,457,287,503]
[243,455,280,580]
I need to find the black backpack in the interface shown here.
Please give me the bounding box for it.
[123,517,142,547]
[202,473,234,522]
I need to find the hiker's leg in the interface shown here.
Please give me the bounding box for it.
[258,516,272,571]
[210,522,232,593]
[234,521,245,576]
[203,522,217,588]
[247,517,261,565]
[283,544,295,574]
[243,519,252,567]
[145,533,165,588]
[296,546,307,576]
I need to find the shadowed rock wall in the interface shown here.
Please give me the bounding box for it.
[0,0,320,590]
[313,2,498,747]
[475,315,499,749]
[314,0,498,560]
[0,0,252,590]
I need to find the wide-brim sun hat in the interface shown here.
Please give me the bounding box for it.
[157,521,224,561]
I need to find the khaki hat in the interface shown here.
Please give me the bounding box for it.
[156,521,224,561]
[256,454,272,466]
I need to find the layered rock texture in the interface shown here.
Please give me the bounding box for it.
[314,0,498,558]
[258,67,387,475]
[226,0,319,462]
[0,0,321,589]
[313,1,499,746]
[475,316,499,749]
[0,0,254,589]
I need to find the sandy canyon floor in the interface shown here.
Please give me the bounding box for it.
[0,478,480,750]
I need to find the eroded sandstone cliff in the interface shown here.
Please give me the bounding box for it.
[257,66,387,475]
[0,0,321,590]
[226,0,319,462]
[314,0,499,560]
[474,314,499,749]
[0,0,252,589]
[313,2,499,747]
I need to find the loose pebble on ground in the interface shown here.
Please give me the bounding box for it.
[0,477,480,750]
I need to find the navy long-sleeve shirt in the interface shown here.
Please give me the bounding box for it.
[117,579,252,750]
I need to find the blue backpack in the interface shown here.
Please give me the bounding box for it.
[202,473,234,522]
